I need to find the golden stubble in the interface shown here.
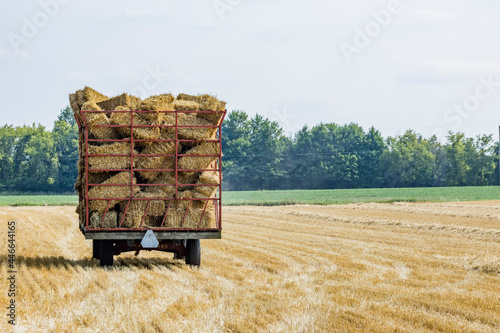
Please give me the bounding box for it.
[0,201,498,332]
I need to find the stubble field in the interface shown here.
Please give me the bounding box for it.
[0,202,499,332]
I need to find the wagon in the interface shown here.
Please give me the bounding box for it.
[75,108,226,266]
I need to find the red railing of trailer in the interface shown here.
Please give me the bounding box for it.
[74,109,226,232]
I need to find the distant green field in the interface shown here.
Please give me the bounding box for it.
[0,186,499,207]
[222,186,500,206]
[0,195,78,207]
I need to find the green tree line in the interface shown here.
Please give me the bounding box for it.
[0,108,498,193]
[221,111,499,190]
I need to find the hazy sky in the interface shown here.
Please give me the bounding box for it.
[1,0,500,140]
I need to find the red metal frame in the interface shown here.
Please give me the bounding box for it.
[76,109,227,232]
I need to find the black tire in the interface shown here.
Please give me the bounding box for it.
[92,240,101,260]
[185,239,201,266]
[100,240,114,266]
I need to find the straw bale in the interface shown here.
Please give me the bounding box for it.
[178,172,198,186]
[177,93,225,125]
[75,170,83,190]
[118,205,161,228]
[88,172,112,184]
[197,95,225,125]
[78,133,85,150]
[140,94,174,110]
[173,100,199,111]
[76,171,111,189]
[162,198,216,229]
[176,93,198,103]
[149,173,176,198]
[117,193,166,228]
[90,210,118,228]
[178,142,220,171]
[178,113,217,141]
[161,196,191,228]
[118,208,141,228]
[192,200,217,228]
[82,102,120,140]
[97,93,141,111]
[197,94,220,111]
[158,127,176,149]
[109,110,160,141]
[132,192,166,216]
[76,201,85,228]
[193,171,219,198]
[88,142,136,171]
[160,108,216,141]
[148,216,164,228]
[69,93,79,116]
[88,172,140,213]
[161,204,183,228]
[76,201,84,215]
[139,94,175,123]
[71,87,109,124]
[163,196,189,228]
[77,87,109,107]
[136,142,177,181]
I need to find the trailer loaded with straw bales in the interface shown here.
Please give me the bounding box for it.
[71,87,226,266]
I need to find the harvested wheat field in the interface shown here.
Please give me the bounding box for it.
[1,201,499,332]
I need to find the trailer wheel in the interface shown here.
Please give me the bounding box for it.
[100,240,114,266]
[185,239,201,266]
[92,240,101,260]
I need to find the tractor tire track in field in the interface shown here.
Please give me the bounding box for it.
[0,203,499,332]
